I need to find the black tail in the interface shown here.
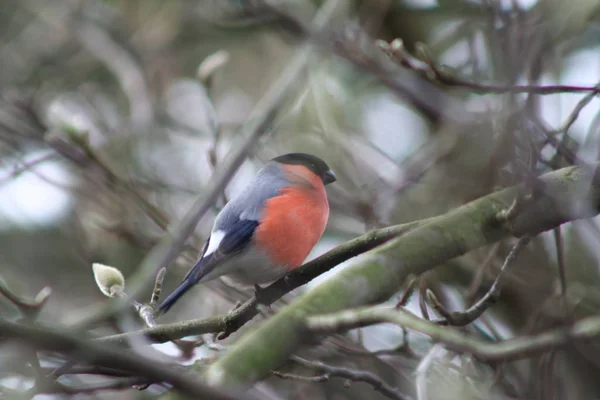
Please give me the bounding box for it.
[157,279,195,314]
[157,253,218,315]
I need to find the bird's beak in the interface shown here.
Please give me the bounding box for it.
[323,169,337,185]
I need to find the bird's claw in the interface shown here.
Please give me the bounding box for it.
[254,284,271,308]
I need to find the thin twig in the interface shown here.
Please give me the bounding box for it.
[271,370,329,382]
[0,152,58,186]
[395,275,417,308]
[252,0,468,123]
[553,227,567,297]
[48,365,133,378]
[553,84,600,135]
[418,276,430,320]
[0,277,52,317]
[133,302,158,328]
[37,377,150,395]
[426,237,531,326]
[378,38,600,95]
[336,344,415,359]
[466,242,501,301]
[133,268,194,354]
[290,356,412,400]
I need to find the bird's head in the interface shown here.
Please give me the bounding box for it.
[272,153,336,185]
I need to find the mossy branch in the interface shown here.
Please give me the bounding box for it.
[202,163,600,388]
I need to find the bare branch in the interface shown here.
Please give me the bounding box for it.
[0,319,243,400]
[306,305,600,362]
[249,0,469,123]
[553,227,567,297]
[554,85,600,135]
[378,38,600,96]
[418,276,431,320]
[271,370,329,383]
[466,242,501,301]
[0,276,52,317]
[426,237,531,326]
[0,152,58,186]
[286,356,412,400]
[36,377,150,396]
[395,276,417,308]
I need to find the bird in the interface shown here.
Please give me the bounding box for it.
[157,153,336,314]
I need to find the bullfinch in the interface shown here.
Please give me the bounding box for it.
[157,153,336,314]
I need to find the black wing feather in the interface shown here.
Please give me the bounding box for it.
[217,219,259,254]
[157,219,259,314]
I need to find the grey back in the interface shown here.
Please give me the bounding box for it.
[213,162,288,231]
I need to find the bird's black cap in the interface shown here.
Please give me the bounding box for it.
[272,153,336,185]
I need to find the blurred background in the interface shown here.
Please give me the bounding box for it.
[2,0,600,399]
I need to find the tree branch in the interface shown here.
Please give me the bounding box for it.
[378,38,600,95]
[305,305,600,363]
[253,0,468,124]
[0,277,51,317]
[426,237,531,326]
[0,319,243,400]
[98,219,427,345]
[202,162,600,389]
[287,356,412,400]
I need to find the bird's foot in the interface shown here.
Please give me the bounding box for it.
[254,284,271,308]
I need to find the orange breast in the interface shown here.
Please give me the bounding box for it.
[255,168,329,268]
